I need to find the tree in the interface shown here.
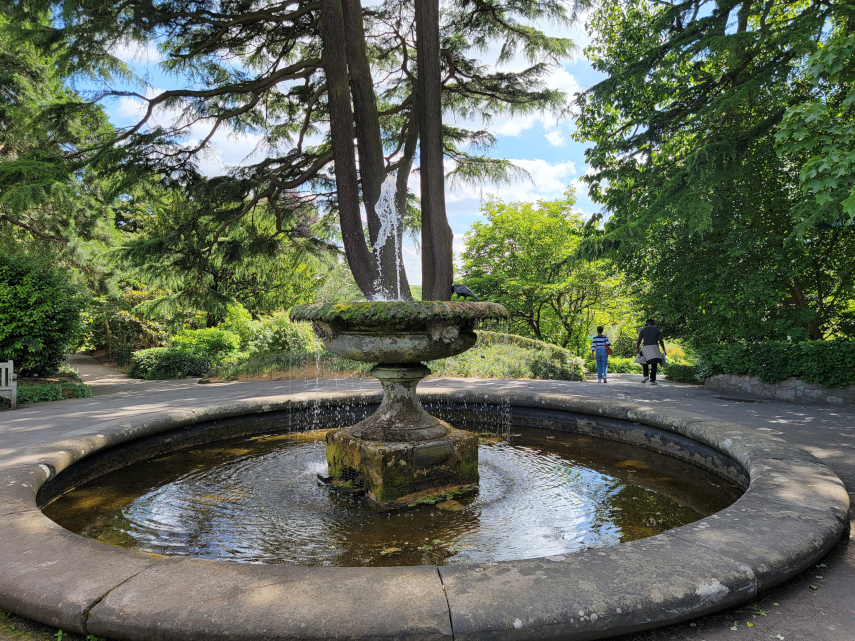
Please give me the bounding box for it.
[460,189,632,352]
[117,185,340,323]
[574,0,855,342]
[0,16,120,286]
[0,253,86,376]
[9,0,576,301]
[776,31,855,221]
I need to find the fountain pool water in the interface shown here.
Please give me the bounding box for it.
[43,425,743,567]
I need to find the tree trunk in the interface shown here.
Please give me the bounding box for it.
[320,0,378,298]
[341,0,385,243]
[415,0,454,301]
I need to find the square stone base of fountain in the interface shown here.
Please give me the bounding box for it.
[325,425,480,506]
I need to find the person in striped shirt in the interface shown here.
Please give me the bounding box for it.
[590,326,611,383]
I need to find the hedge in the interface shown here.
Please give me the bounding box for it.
[696,340,855,388]
[664,364,702,384]
[129,348,210,379]
[585,356,642,375]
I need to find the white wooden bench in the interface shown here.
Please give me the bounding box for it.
[0,361,16,409]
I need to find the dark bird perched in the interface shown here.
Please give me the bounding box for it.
[452,284,478,300]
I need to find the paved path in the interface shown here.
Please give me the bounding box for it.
[2,355,852,641]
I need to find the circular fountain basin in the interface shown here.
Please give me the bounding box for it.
[42,427,744,566]
[0,388,848,641]
[290,301,508,362]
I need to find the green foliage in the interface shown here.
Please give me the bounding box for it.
[210,331,587,382]
[16,383,62,403]
[0,17,121,272]
[0,253,86,376]
[611,334,637,359]
[777,33,855,219]
[253,312,323,355]
[219,305,323,355]
[170,327,241,361]
[119,189,336,321]
[85,282,206,354]
[696,340,855,388]
[665,365,702,384]
[128,348,210,380]
[576,0,855,345]
[8,0,579,301]
[62,382,91,398]
[430,339,587,381]
[584,357,642,375]
[461,190,636,352]
[4,380,92,406]
[209,350,368,381]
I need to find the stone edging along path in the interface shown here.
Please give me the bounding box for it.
[0,389,848,641]
[706,373,855,406]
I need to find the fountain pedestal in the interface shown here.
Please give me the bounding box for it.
[325,363,479,504]
[290,301,507,506]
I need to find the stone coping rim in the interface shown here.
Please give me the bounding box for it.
[0,388,848,641]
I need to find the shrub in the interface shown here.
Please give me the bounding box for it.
[219,303,258,350]
[61,382,92,398]
[529,353,587,381]
[430,341,587,381]
[611,334,638,358]
[0,254,86,376]
[17,383,63,403]
[665,364,702,384]
[128,347,210,379]
[209,350,367,380]
[219,306,323,356]
[170,327,241,361]
[256,312,323,354]
[585,356,642,374]
[696,340,855,388]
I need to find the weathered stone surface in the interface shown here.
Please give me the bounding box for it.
[671,493,845,591]
[0,386,848,641]
[88,558,452,641]
[706,374,855,406]
[0,510,157,633]
[344,364,448,442]
[745,458,850,521]
[290,301,507,363]
[440,534,757,641]
[327,425,479,503]
[677,419,820,471]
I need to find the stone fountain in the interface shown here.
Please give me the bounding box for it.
[290,301,507,506]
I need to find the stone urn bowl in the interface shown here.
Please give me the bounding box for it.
[289,301,508,363]
[290,301,508,505]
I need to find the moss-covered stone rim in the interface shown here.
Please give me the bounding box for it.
[290,301,508,324]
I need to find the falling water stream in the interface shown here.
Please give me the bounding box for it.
[372,173,404,301]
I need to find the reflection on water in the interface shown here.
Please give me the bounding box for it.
[44,427,742,566]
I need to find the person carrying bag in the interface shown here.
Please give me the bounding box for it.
[635,319,666,385]
[590,326,612,383]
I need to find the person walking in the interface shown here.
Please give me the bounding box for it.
[635,319,666,385]
[590,326,612,383]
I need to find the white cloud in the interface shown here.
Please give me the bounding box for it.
[545,130,566,147]
[457,158,577,205]
[111,41,162,65]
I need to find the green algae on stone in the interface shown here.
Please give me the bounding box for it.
[290,301,507,330]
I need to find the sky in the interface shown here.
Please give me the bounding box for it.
[99,15,606,286]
